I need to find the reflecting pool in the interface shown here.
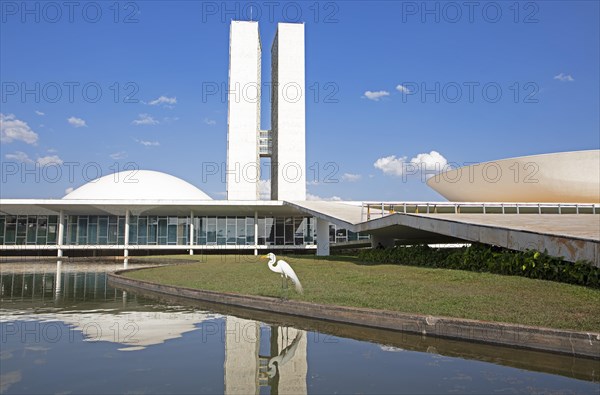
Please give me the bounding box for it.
[1,262,598,394]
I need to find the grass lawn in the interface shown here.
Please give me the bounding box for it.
[126,255,600,332]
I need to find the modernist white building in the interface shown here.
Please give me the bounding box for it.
[0,21,358,258]
[0,21,598,264]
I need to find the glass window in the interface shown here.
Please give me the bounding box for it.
[265,217,275,245]
[257,217,265,245]
[284,217,294,245]
[294,218,305,245]
[304,217,314,244]
[47,215,57,245]
[5,216,16,245]
[0,216,5,244]
[88,216,98,245]
[128,216,138,245]
[226,217,236,245]
[177,217,188,245]
[167,217,178,245]
[27,216,37,244]
[117,216,125,245]
[196,217,207,246]
[16,216,27,245]
[197,217,206,237]
[207,217,217,244]
[275,218,284,239]
[137,217,147,245]
[148,216,158,245]
[158,217,168,245]
[98,217,108,245]
[237,217,246,245]
[78,216,88,245]
[348,230,358,242]
[217,217,226,245]
[108,216,118,245]
[68,216,78,245]
[246,217,254,245]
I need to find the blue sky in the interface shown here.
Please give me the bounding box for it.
[1,1,598,200]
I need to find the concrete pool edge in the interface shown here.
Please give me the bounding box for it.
[108,270,600,360]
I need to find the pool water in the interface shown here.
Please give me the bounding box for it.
[1,262,598,394]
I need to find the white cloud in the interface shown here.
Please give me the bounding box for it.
[306,180,320,186]
[396,84,411,94]
[307,193,342,201]
[204,118,216,126]
[363,90,390,101]
[35,110,45,116]
[65,187,74,195]
[554,73,574,82]
[258,180,271,200]
[132,114,159,126]
[373,155,408,176]
[148,96,177,106]
[67,116,87,128]
[0,113,39,144]
[374,151,448,177]
[110,151,127,160]
[5,151,33,163]
[136,139,160,147]
[341,173,361,182]
[36,155,63,166]
[410,150,448,172]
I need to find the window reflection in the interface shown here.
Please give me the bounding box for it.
[0,215,369,247]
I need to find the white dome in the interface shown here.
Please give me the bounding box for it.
[63,170,212,200]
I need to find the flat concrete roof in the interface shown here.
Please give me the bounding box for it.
[0,199,296,216]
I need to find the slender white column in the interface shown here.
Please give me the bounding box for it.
[189,211,195,255]
[254,210,258,256]
[57,210,64,258]
[124,210,130,258]
[316,218,330,256]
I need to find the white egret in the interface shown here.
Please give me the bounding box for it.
[262,253,303,294]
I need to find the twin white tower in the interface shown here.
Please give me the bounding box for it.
[226,21,306,201]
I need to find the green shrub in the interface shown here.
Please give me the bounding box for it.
[357,244,600,288]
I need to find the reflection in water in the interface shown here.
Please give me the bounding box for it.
[264,328,306,394]
[223,318,307,395]
[54,260,62,300]
[0,262,598,395]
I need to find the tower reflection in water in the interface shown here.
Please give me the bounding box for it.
[225,316,307,395]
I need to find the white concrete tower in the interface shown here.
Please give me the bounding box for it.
[270,23,306,201]
[226,21,261,200]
